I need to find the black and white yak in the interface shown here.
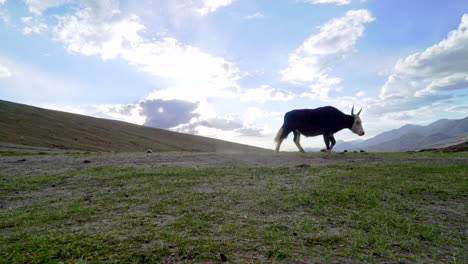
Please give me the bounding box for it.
[274,106,365,152]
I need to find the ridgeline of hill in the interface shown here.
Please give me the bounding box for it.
[334,117,468,152]
[0,100,269,153]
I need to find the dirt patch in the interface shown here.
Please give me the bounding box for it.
[1,152,467,176]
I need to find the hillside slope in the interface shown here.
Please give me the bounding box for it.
[0,100,269,153]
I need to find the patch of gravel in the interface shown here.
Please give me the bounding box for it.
[0,152,467,176]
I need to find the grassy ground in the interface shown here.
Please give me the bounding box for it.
[1,163,466,263]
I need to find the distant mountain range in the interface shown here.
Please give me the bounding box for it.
[333,117,468,152]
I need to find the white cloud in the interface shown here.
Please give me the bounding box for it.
[356,91,366,97]
[0,0,6,5]
[281,10,374,99]
[21,16,48,34]
[282,9,375,82]
[372,14,468,119]
[244,12,264,19]
[52,2,241,98]
[194,0,236,16]
[123,38,240,84]
[24,0,72,15]
[0,63,11,78]
[243,107,268,124]
[240,85,295,102]
[300,76,342,100]
[394,15,468,80]
[53,8,144,60]
[304,0,352,5]
[445,104,468,114]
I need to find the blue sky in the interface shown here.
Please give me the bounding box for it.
[1,0,467,150]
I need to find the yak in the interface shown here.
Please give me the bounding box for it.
[274,106,365,152]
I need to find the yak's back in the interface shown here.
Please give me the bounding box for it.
[283,106,350,134]
[285,106,344,122]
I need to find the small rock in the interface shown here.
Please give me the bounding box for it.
[295,164,310,168]
[16,159,26,163]
[52,184,56,188]
[220,253,227,262]
[292,232,298,236]
[83,160,91,164]
[144,239,151,244]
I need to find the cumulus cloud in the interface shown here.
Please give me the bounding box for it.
[0,63,11,78]
[52,1,240,95]
[0,0,7,5]
[97,99,200,129]
[97,103,146,125]
[140,99,200,129]
[53,7,143,60]
[372,14,468,118]
[282,9,374,99]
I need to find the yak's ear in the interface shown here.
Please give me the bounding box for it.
[357,108,362,115]
[351,105,354,116]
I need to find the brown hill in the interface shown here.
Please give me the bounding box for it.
[419,141,468,153]
[0,100,270,153]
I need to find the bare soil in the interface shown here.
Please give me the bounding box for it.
[1,151,467,176]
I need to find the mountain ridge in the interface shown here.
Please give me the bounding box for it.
[334,117,468,152]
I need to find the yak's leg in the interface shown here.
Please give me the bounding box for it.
[323,134,331,152]
[329,134,336,152]
[293,130,305,153]
[275,127,292,152]
[275,138,284,152]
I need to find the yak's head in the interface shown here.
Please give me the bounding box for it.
[350,106,365,136]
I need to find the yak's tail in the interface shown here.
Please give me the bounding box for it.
[274,126,285,143]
